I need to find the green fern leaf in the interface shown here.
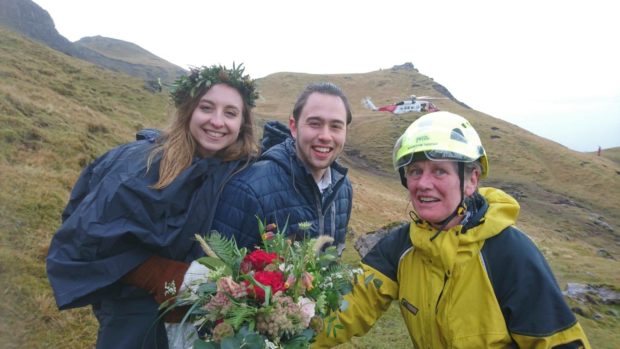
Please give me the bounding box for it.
[204,231,244,275]
[225,304,257,330]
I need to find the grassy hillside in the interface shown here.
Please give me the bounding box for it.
[0,27,170,348]
[1,26,618,348]
[255,69,620,246]
[599,146,620,165]
[75,35,187,83]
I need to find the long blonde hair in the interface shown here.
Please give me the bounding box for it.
[148,83,258,189]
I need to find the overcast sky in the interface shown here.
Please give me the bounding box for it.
[32,0,619,152]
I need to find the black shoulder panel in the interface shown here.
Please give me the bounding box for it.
[481,227,577,336]
[362,223,412,282]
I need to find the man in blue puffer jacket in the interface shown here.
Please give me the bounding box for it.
[212,82,353,254]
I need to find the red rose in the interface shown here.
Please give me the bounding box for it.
[252,270,285,301]
[243,250,280,271]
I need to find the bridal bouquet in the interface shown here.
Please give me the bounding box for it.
[166,220,364,349]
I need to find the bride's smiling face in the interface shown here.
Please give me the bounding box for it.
[189,84,244,157]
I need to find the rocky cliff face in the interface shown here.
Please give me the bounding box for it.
[0,0,186,83]
[0,0,76,55]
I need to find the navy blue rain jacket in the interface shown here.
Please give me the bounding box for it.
[46,136,243,348]
[212,121,353,253]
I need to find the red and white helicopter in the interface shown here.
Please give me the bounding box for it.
[362,95,443,115]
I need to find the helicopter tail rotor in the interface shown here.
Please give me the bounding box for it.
[362,97,378,111]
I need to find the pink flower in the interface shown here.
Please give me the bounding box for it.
[262,231,275,241]
[301,271,314,291]
[264,223,277,233]
[297,297,316,327]
[204,292,232,316]
[284,274,296,289]
[217,276,249,299]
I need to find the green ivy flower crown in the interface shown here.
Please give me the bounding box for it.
[170,63,259,107]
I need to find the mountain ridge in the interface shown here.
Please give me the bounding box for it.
[0,0,186,83]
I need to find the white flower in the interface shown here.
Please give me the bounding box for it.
[297,297,316,327]
[264,339,278,349]
[278,263,293,272]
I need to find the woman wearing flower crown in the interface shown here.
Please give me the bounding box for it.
[46,64,259,348]
[312,112,590,348]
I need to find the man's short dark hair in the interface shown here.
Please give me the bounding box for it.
[292,82,352,125]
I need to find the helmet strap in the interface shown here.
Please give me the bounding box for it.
[399,167,408,188]
[458,161,466,212]
[429,162,467,242]
[409,210,423,224]
[429,211,456,241]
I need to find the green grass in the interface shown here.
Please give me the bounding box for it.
[0,27,169,348]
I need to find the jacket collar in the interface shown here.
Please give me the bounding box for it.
[262,137,348,183]
[410,187,520,271]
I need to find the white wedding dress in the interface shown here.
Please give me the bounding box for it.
[166,261,211,349]
[166,323,198,349]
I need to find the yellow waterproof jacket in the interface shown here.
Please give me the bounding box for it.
[313,188,590,348]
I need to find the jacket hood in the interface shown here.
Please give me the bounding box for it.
[261,136,298,175]
[467,187,520,241]
[259,121,298,176]
[261,120,291,152]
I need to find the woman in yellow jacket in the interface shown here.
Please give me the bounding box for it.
[313,112,590,348]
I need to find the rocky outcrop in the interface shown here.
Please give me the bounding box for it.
[385,61,469,109]
[391,62,416,71]
[565,283,620,305]
[432,83,471,109]
[565,283,620,321]
[0,0,76,55]
[354,222,408,258]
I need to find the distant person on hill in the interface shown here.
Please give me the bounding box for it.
[312,111,591,348]
[212,82,353,255]
[46,64,259,349]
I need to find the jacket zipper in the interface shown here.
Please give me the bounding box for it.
[435,273,449,314]
[314,190,325,236]
[312,168,346,238]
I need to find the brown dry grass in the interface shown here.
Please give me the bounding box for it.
[1,27,169,348]
[599,146,620,165]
